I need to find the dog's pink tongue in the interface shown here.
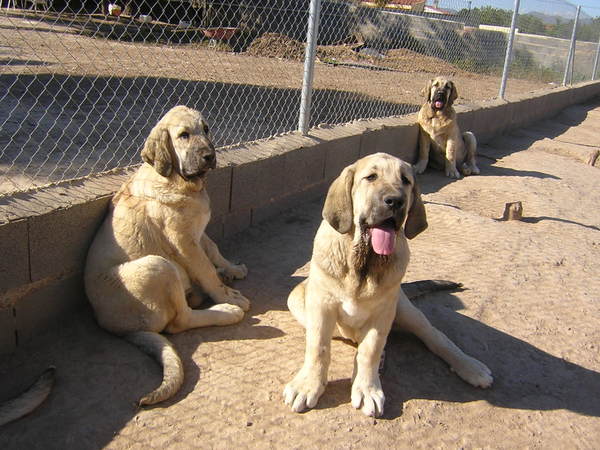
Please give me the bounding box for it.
[369,226,396,255]
[434,100,444,109]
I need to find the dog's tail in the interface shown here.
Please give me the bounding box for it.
[0,366,55,427]
[124,331,184,406]
[402,279,463,300]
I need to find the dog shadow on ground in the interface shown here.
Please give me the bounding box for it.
[310,291,600,420]
[275,288,600,420]
[334,291,599,420]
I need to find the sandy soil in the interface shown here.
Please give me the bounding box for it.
[0,103,598,448]
[0,10,554,194]
[0,13,546,106]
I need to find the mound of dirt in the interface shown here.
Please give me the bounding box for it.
[380,48,462,74]
[246,33,463,74]
[245,33,306,60]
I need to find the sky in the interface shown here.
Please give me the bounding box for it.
[435,0,600,18]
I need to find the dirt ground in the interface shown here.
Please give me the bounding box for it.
[0,13,546,105]
[0,102,599,448]
[0,11,555,194]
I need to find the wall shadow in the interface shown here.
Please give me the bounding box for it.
[418,101,597,196]
[0,303,284,449]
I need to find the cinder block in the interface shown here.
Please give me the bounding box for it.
[15,274,84,345]
[222,208,252,239]
[206,166,232,218]
[283,145,326,194]
[0,219,30,292]
[205,216,224,244]
[323,135,361,180]
[359,122,419,162]
[359,129,380,157]
[0,308,16,354]
[512,95,546,128]
[532,94,553,124]
[252,181,328,226]
[471,101,512,144]
[29,197,110,282]
[230,155,286,211]
[456,107,477,133]
[376,123,419,162]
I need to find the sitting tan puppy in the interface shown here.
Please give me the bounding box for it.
[85,106,249,406]
[283,153,492,417]
[415,77,479,178]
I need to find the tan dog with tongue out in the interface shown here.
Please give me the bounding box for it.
[283,152,493,417]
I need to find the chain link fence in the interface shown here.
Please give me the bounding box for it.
[1,0,598,196]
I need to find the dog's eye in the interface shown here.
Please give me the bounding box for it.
[365,173,377,182]
[179,131,190,139]
[401,175,411,185]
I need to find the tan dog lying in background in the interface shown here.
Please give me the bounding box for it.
[85,106,249,406]
[416,77,479,178]
[283,153,492,417]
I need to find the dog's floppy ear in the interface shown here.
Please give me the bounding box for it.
[323,164,355,234]
[404,178,428,239]
[141,124,173,177]
[448,81,458,106]
[420,79,433,102]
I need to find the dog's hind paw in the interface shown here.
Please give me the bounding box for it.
[206,303,245,325]
[414,160,428,174]
[451,355,493,388]
[445,165,461,179]
[226,263,248,281]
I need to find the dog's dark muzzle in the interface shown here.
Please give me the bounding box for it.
[181,147,216,180]
[432,90,447,110]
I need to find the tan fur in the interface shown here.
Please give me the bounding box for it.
[416,77,480,178]
[84,106,249,406]
[283,153,492,418]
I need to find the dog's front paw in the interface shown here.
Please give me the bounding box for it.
[470,163,480,175]
[445,164,461,179]
[451,354,493,388]
[351,377,385,417]
[283,370,326,413]
[414,160,428,174]
[224,263,248,281]
[214,286,250,312]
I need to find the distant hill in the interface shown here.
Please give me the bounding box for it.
[528,10,592,25]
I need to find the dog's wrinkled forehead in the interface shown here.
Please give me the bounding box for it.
[354,153,413,186]
[431,77,452,93]
[162,106,208,136]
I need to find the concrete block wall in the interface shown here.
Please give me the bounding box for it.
[1,81,600,354]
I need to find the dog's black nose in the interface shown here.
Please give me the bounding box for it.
[384,195,403,209]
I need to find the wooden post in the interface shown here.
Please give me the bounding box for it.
[501,201,523,221]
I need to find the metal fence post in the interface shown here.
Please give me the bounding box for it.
[298,0,322,135]
[563,5,581,86]
[498,0,521,100]
[592,33,600,81]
